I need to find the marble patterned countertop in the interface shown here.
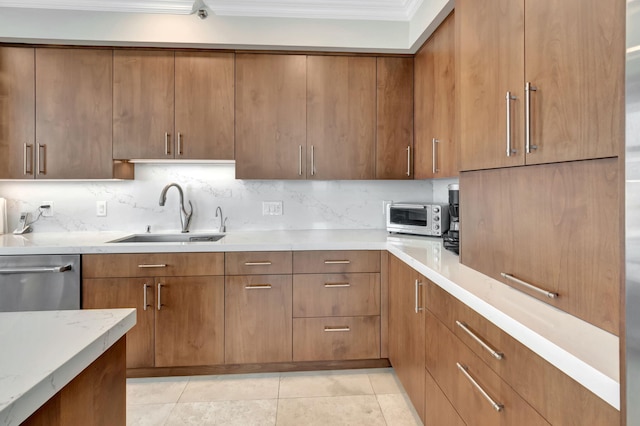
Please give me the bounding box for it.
[0,308,136,426]
[0,229,620,409]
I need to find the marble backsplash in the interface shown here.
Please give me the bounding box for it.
[0,164,458,234]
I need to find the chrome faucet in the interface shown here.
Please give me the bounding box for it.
[215,206,227,233]
[159,183,193,233]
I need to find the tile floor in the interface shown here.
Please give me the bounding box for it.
[127,368,422,426]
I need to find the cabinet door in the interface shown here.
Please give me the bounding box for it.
[155,276,224,367]
[0,46,35,179]
[415,13,457,179]
[35,48,113,179]
[523,0,623,164]
[113,50,175,160]
[388,255,425,422]
[82,278,155,369]
[458,0,525,171]
[235,54,307,179]
[225,275,293,364]
[376,57,414,179]
[175,52,234,160]
[307,55,376,180]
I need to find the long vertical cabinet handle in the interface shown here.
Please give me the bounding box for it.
[298,145,303,176]
[143,283,150,311]
[36,143,46,175]
[157,283,164,310]
[432,138,439,174]
[23,143,33,176]
[311,145,315,176]
[414,279,424,313]
[177,132,183,156]
[505,92,517,157]
[164,132,171,156]
[406,145,411,177]
[525,82,538,153]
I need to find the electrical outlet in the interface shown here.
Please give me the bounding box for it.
[262,201,283,216]
[383,200,393,215]
[41,201,53,217]
[96,201,107,217]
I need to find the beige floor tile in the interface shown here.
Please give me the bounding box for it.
[126,403,175,426]
[279,370,374,398]
[276,395,386,426]
[368,368,405,395]
[126,377,190,405]
[179,373,280,402]
[377,393,423,426]
[165,400,277,426]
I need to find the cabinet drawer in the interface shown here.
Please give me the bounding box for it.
[426,310,549,426]
[293,250,380,273]
[82,253,224,278]
[225,251,292,275]
[293,273,380,317]
[426,281,619,425]
[293,316,380,361]
[425,369,465,426]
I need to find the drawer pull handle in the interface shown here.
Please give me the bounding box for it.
[415,279,424,313]
[244,261,272,266]
[157,283,164,310]
[324,326,350,332]
[456,363,503,412]
[324,260,351,264]
[138,264,167,269]
[324,282,351,288]
[143,283,151,311]
[245,284,272,289]
[456,321,503,360]
[500,273,558,299]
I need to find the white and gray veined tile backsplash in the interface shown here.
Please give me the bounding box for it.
[0,164,459,234]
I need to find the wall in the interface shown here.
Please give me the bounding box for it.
[0,164,436,233]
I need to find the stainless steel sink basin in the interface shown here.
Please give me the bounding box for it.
[108,233,225,243]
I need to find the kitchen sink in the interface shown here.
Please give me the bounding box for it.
[108,233,225,243]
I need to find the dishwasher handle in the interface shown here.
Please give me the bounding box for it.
[0,264,73,274]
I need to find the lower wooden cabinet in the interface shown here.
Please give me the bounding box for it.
[424,369,464,426]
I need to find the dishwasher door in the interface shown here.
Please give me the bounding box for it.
[0,255,80,312]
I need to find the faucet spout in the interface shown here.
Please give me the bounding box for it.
[159,183,193,233]
[215,206,226,233]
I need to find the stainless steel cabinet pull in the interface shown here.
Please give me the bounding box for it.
[457,363,503,412]
[456,321,503,360]
[324,326,350,332]
[23,143,33,175]
[311,145,315,176]
[298,145,303,176]
[505,92,517,157]
[177,132,183,156]
[0,264,72,274]
[164,132,171,155]
[324,282,350,288]
[414,279,424,313]
[500,273,558,299]
[432,138,440,174]
[324,260,350,264]
[244,261,272,266]
[525,82,538,153]
[138,264,167,268]
[36,143,46,175]
[406,145,411,177]
[157,283,164,310]
[245,284,272,289]
[143,283,150,311]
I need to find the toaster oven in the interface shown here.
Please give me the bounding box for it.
[386,203,449,237]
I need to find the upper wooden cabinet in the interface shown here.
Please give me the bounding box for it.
[307,56,376,180]
[414,12,457,179]
[113,50,234,161]
[235,53,307,179]
[458,0,624,171]
[0,47,130,179]
[376,57,414,179]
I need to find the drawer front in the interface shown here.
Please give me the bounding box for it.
[293,250,380,273]
[293,273,380,317]
[425,369,465,426]
[225,251,292,275]
[82,253,224,278]
[425,310,550,426]
[293,316,380,361]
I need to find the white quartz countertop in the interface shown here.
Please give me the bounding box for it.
[0,308,136,426]
[0,229,619,409]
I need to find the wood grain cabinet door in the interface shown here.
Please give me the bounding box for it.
[307,55,376,180]
[414,13,457,179]
[174,52,234,160]
[155,276,225,367]
[113,50,175,160]
[82,278,155,369]
[376,57,414,179]
[35,48,113,179]
[235,53,307,179]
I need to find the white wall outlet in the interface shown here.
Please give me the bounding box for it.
[96,200,107,217]
[262,201,283,216]
[41,201,53,217]
[383,200,393,215]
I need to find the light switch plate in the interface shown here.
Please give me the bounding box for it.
[96,200,107,217]
[262,201,283,216]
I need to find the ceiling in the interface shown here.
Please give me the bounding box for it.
[0,0,425,21]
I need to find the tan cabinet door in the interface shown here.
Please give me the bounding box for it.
[154,276,225,367]
[82,278,155,369]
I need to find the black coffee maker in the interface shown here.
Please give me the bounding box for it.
[443,183,459,254]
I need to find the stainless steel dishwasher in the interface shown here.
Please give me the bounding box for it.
[0,254,80,311]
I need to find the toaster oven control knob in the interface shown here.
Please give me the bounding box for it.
[434,224,440,230]
[433,206,440,213]
[434,216,440,222]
